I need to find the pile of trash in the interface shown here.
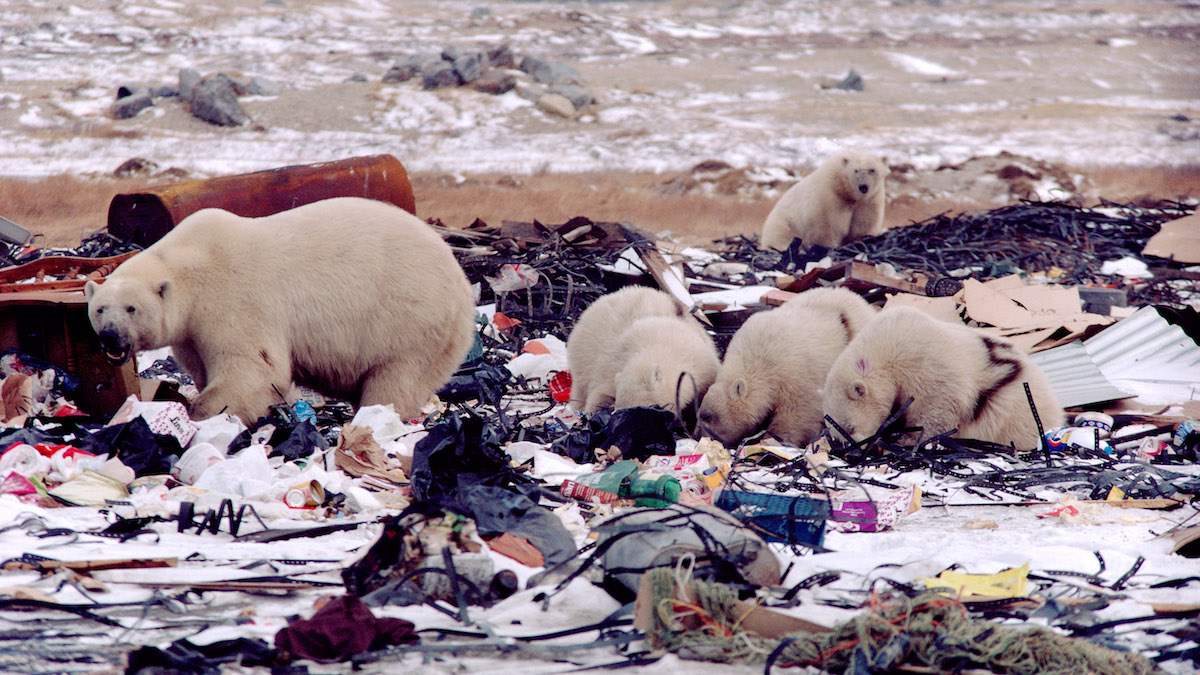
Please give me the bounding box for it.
[2,199,1200,674]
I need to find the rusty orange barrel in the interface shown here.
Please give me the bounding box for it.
[107,154,416,247]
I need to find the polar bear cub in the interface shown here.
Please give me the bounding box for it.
[760,150,887,251]
[697,287,876,448]
[611,315,720,414]
[822,306,1063,448]
[85,197,476,424]
[567,286,718,414]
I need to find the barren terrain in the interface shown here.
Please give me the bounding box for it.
[0,0,1197,246]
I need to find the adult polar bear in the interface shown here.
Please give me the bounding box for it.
[760,150,887,251]
[85,197,476,423]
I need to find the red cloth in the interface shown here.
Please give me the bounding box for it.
[274,595,417,663]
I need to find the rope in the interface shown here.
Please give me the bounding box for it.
[640,568,1157,674]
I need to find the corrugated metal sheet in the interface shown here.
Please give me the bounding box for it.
[1029,306,1200,408]
[1028,341,1131,409]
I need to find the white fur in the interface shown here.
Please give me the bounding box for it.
[697,288,872,448]
[85,197,476,423]
[822,306,1064,448]
[566,286,682,413]
[612,315,720,413]
[760,150,887,251]
[779,286,878,336]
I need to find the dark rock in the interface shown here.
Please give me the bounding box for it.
[487,44,515,69]
[113,157,159,177]
[111,91,154,119]
[473,70,516,95]
[345,73,369,83]
[422,63,461,90]
[189,77,249,126]
[440,45,460,62]
[247,76,280,97]
[151,86,179,98]
[382,56,422,83]
[208,72,248,96]
[116,85,143,100]
[520,56,582,85]
[453,52,487,84]
[995,164,1040,181]
[550,84,592,110]
[519,55,546,76]
[470,7,491,20]
[834,69,864,91]
[178,68,201,102]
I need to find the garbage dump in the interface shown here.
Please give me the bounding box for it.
[0,186,1198,675]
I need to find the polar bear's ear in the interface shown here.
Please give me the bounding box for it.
[84,279,99,301]
[848,381,867,401]
[731,378,747,399]
[155,280,171,299]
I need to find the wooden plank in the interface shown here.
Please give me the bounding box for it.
[632,244,712,326]
[2,557,177,572]
[134,580,321,591]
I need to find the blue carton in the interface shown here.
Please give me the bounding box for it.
[715,489,828,548]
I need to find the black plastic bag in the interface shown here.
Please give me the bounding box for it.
[551,407,676,463]
[125,637,275,674]
[76,416,182,477]
[409,412,515,502]
[438,361,512,407]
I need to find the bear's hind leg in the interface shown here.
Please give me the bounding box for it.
[359,360,440,419]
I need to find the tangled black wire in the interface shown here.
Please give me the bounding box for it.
[834,199,1189,281]
[455,229,630,346]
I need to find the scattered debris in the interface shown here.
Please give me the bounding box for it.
[1,182,1198,673]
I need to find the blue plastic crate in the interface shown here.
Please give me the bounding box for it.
[715,489,828,548]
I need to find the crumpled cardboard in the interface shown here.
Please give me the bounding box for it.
[886,276,1116,353]
[1,373,33,423]
[1143,212,1200,263]
[334,424,408,484]
[959,276,1113,352]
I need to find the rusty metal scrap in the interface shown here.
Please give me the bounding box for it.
[107,154,416,247]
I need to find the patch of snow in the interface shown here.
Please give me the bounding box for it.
[885,52,960,77]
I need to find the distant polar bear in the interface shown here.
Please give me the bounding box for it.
[760,150,887,251]
[566,286,687,413]
[85,197,476,424]
[822,306,1063,448]
[697,287,875,448]
[612,315,720,414]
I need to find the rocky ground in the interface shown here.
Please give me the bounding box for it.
[0,0,1197,244]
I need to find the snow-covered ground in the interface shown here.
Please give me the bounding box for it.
[1,2,1199,673]
[0,0,1197,179]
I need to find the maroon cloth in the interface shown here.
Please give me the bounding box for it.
[274,594,418,663]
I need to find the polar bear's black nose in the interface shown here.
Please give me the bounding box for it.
[858,183,869,194]
[97,329,122,352]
